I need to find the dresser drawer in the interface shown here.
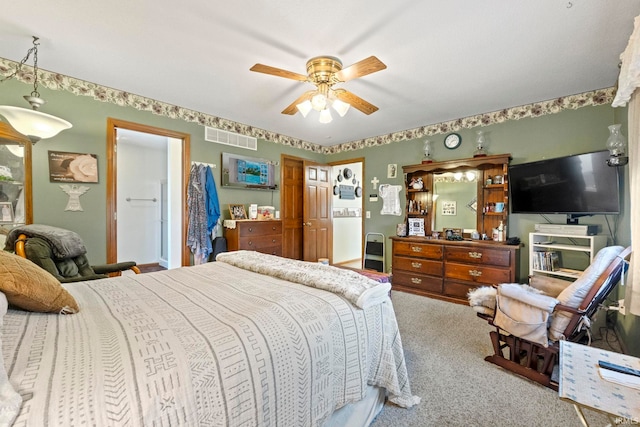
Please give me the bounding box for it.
[393,241,443,259]
[444,262,511,285]
[254,246,282,256]
[393,256,443,277]
[392,271,443,293]
[443,280,485,299]
[239,235,282,251]
[238,221,282,236]
[445,246,511,267]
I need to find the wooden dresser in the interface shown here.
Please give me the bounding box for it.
[391,236,519,304]
[225,220,283,256]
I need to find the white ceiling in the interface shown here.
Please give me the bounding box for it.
[1,1,639,147]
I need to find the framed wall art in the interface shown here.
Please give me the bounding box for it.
[441,200,457,216]
[48,151,99,183]
[387,164,397,179]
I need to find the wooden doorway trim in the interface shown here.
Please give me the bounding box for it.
[106,118,191,266]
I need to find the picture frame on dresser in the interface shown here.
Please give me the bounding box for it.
[229,204,247,220]
[0,202,14,223]
[408,218,425,236]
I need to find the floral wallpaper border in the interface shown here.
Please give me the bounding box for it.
[0,58,615,155]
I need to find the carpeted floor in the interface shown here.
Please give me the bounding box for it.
[370,291,613,427]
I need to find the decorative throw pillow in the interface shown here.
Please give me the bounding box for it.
[0,250,79,313]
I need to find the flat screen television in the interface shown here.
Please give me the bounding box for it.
[221,152,277,190]
[508,150,620,220]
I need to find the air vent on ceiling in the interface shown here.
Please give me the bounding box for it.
[205,127,257,150]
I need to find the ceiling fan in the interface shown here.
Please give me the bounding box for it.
[250,55,386,122]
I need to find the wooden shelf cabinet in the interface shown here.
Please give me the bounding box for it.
[391,236,519,304]
[403,154,511,238]
[0,142,32,236]
[225,220,283,256]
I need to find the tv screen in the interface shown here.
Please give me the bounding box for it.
[509,150,620,215]
[222,152,277,190]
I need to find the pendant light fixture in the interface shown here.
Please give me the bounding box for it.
[0,36,72,144]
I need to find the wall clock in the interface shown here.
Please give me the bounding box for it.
[343,168,353,179]
[444,133,461,150]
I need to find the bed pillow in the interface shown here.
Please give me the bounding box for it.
[0,250,79,313]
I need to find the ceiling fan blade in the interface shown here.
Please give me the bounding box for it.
[249,63,309,82]
[334,56,386,82]
[281,90,315,115]
[334,89,379,115]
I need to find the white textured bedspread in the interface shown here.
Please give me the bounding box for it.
[2,260,418,426]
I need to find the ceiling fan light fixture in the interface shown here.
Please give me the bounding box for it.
[331,98,350,117]
[311,93,327,111]
[296,100,312,117]
[318,108,333,124]
[0,36,72,144]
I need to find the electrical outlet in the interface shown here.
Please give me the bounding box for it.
[366,211,371,219]
[618,299,626,316]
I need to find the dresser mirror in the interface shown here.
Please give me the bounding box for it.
[433,170,478,233]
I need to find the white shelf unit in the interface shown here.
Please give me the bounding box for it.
[529,232,607,280]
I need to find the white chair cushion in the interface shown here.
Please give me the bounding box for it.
[493,284,559,347]
[548,246,624,341]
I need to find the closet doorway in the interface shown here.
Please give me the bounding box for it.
[106,118,191,268]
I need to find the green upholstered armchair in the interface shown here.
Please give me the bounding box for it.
[6,225,140,283]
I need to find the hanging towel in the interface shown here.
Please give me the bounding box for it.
[202,165,221,238]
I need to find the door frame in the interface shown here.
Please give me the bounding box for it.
[328,157,365,265]
[106,118,191,266]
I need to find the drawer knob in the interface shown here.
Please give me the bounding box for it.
[411,262,422,269]
[272,226,276,230]
[469,269,482,277]
[411,277,422,284]
[248,227,253,232]
[248,241,253,246]
[272,239,276,243]
[469,251,483,259]
[411,246,422,252]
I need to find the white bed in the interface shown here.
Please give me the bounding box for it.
[0,250,418,426]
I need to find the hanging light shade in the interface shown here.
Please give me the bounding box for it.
[296,100,313,117]
[331,98,350,117]
[0,105,71,142]
[318,108,333,123]
[0,36,72,144]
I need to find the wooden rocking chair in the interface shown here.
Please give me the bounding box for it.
[470,245,631,390]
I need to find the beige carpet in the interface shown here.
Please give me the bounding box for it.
[370,291,612,427]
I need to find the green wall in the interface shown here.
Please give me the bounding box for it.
[1,77,637,356]
[0,78,324,263]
